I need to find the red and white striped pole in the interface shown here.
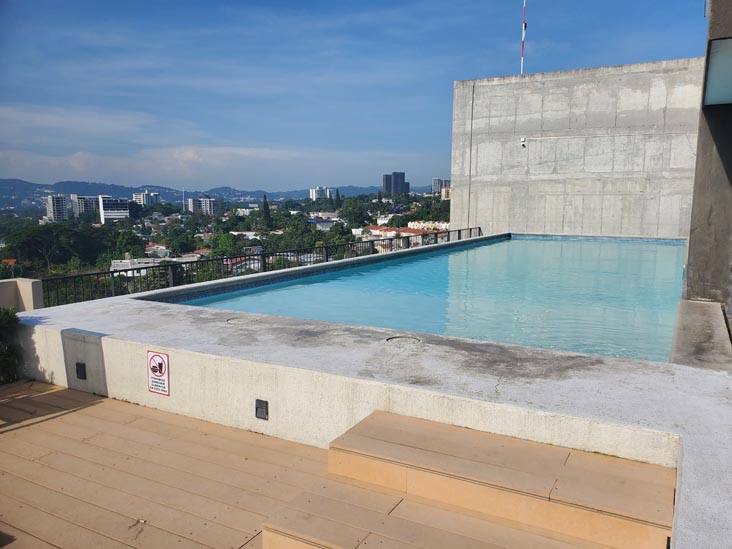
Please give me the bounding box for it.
[520,0,527,74]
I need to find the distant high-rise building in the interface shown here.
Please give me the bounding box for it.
[46,195,69,222]
[187,197,222,216]
[382,172,409,196]
[99,196,130,224]
[133,190,161,206]
[441,181,451,200]
[309,186,333,200]
[432,178,443,194]
[70,194,98,218]
[382,174,393,195]
[392,172,406,194]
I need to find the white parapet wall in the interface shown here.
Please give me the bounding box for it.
[0,278,43,312]
[451,58,704,238]
[21,322,680,469]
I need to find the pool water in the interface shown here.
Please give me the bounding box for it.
[181,237,685,362]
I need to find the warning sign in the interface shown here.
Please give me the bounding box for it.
[147,350,170,396]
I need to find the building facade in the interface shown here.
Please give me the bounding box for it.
[309,186,333,200]
[450,58,704,237]
[686,0,732,307]
[187,197,222,216]
[431,178,452,194]
[70,194,98,218]
[383,172,410,196]
[132,191,161,206]
[46,195,69,222]
[99,196,130,224]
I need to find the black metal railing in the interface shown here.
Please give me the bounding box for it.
[42,227,483,307]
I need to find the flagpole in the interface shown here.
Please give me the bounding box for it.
[520,0,527,74]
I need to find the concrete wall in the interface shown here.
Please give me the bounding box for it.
[20,324,680,468]
[0,278,43,312]
[451,58,704,238]
[686,0,732,308]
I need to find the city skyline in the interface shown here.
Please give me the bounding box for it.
[0,0,707,191]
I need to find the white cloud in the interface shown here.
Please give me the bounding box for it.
[0,105,207,152]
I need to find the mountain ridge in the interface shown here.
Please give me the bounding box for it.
[0,179,431,209]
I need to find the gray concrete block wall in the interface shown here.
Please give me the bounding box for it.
[451,58,704,238]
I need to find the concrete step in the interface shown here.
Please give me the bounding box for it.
[327,412,675,548]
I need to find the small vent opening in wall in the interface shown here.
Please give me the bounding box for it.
[255,399,268,420]
[75,362,87,380]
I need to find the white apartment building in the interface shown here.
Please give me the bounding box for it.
[431,178,451,194]
[309,186,333,200]
[46,195,69,222]
[408,220,450,231]
[70,194,98,218]
[132,190,161,206]
[99,196,130,224]
[187,197,222,216]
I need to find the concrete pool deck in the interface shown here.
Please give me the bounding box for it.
[14,286,732,548]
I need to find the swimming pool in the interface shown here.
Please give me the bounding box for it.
[180,236,685,362]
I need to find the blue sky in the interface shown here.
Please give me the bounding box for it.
[0,0,708,191]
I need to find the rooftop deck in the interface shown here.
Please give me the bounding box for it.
[0,381,672,549]
[14,282,732,548]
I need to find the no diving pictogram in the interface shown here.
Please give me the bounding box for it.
[147,350,170,396]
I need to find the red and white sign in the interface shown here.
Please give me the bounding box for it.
[147,350,170,396]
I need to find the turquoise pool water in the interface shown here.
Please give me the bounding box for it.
[181,237,685,362]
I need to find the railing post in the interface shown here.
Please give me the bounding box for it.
[369,241,376,255]
[324,246,330,262]
[260,254,267,273]
[110,274,115,297]
[220,260,225,279]
[167,265,175,287]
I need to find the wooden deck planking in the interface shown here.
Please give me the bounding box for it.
[0,387,662,549]
[0,492,130,549]
[0,519,60,549]
[0,450,250,549]
[0,387,411,549]
[0,472,208,549]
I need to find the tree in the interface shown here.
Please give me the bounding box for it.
[323,222,353,245]
[128,201,143,221]
[278,215,318,251]
[270,256,292,270]
[261,195,273,229]
[335,189,343,209]
[0,262,21,279]
[377,190,383,203]
[0,308,21,385]
[168,234,196,255]
[9,224,68,269]
[210,231,245,257]
[116,231,145,258]
[338,199,373,228]
[386,215,407,228]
